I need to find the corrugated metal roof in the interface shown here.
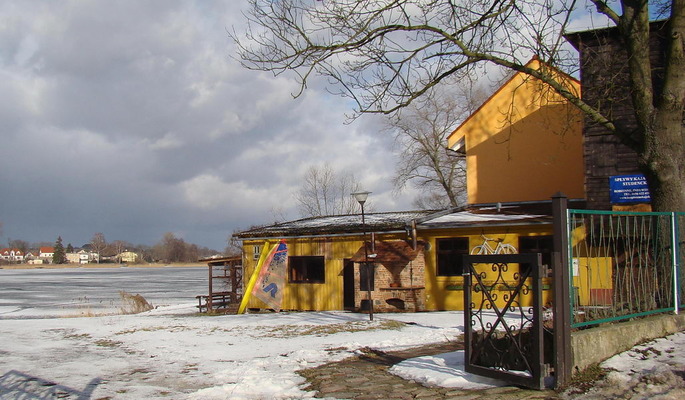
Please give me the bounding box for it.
[233,202,561,240]
[234,211,435,239]
[417,204,553,229]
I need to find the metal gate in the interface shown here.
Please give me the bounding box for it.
[462,253,547,389]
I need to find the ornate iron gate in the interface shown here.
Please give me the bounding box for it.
[462,253,547,389]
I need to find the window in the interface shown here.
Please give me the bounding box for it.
[437,238,469,276]
[518,235,554,275]
[289,256,325,283]
[253,245,261,260]
[359,263,375,291]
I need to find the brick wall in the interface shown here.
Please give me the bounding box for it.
[354,249,427,312]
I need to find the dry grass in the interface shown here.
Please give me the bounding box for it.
[564,363,610,394]
[261,320,407,338]
[119,291,154,314]
[94,339,123,348]
[115,325,190,335]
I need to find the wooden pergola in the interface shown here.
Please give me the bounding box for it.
[197,256,243,313]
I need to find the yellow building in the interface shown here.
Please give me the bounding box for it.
[448,57,584,205]
[235,208,557,312]
[234,59,597,313]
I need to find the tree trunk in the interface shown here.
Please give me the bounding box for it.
[642,120,685,212]
[622,4,685,213]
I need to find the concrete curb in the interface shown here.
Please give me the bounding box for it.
[571,313,685,373]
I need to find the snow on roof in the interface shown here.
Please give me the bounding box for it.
[234,204,553,239]
[234,211,436,239]
[418,209,551,229]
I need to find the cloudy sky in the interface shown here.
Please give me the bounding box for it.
[0,1,612,251]
[0,1,418,251]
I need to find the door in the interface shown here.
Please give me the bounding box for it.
[343,259,355,310]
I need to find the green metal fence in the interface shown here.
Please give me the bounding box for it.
[567,210,684,328]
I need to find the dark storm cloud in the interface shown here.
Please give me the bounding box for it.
[0,1,409,250]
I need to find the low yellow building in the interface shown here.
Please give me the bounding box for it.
[235,206,562,312]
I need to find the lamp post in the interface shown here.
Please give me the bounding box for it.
[352,191,373,321]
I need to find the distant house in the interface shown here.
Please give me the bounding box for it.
[65,250,93,264]
[66,252,80,264]
[39,247,55,261]
[118,251,138,264]
[0,248,25,262]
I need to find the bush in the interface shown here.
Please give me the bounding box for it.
[119,291,154,314]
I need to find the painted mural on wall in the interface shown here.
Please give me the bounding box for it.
[253,240,288,311]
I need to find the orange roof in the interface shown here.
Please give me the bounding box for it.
[1,248,24,255]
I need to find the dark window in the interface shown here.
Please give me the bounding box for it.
[518,235,554,275]
[289,256,325,283]
[359,263,375,291]
[437,238,469,276]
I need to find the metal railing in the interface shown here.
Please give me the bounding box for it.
[567,210,685,328]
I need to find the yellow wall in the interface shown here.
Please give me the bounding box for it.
[573,256,613,306]
[448,59,584,204]
[241,224,613,312]
[419,225,556,311]
[568,224,614,305]
[242,233,405,311]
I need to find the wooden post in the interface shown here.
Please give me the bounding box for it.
[208,263,213,312]
[552,192,572,388]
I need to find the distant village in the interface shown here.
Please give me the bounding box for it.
[0,246,138,265]
[0,232,221,266]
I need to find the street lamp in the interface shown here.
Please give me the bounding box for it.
[351,191,373,321]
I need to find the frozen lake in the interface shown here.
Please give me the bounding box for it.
[0,266,207,318]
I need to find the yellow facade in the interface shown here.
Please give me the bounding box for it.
[241,226,558,312]
[568,224,614,306]
[421,225,555,311]
[242,233,406,311]
[448,58,584,204]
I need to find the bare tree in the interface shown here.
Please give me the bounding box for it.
[295,163,363,217]
[226,229,244,257]
[186,243,200,262]
[110,240,128,263]
[233,1,685,212]
[9,239,30,254]
[387,84,487,209]
[90,232,107,263]
[159,232,186,263]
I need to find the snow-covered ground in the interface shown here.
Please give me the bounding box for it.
[0,304,476,399]
[562,332,685,399]
[1,268,684,399]
[2,304,684,399]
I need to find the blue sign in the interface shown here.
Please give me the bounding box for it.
[610,175,651,204]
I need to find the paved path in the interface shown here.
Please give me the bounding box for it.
[298,342,560,400]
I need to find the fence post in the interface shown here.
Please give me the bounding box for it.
[552,192,572,388]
